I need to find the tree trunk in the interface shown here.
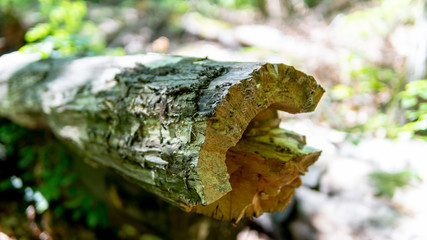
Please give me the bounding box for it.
[0,52,324,221]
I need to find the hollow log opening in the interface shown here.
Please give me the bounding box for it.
[190,64,324,222]
[191,109,321,222]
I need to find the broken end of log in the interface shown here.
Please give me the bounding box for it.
[192,63,324,222]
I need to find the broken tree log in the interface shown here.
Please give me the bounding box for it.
[0,52,324,222]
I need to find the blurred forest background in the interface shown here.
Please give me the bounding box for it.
[0,0,426,239]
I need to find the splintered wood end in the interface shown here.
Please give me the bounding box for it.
[192,108,321,222]
[192,63,324,222]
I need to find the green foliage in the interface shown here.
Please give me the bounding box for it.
[64,187,109,228]
[303,0,323,8]
[329,0,421,140]
[351,66,395,93]
[331,84,354,100]
[344,50,399,95]
[144,0,189,13]
[342,0,418,37]
[215,0,261,9]
[332,59,402,138]
[20,0,101,57]
[0,120,109,229]
[0,0,34,14]
[0,122,27,155]
[17,0,123,58]
[399,79,427,140]
[369,170,422,198]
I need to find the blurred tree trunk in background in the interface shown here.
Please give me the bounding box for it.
[0,10,26,55]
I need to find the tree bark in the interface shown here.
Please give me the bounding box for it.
[0,52,324,221]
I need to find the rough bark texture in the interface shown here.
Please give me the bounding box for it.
[0,52,324,221]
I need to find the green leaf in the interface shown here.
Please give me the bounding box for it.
[0,179,13,191]
[60,174,77,186]
[86,211,98,228]
[95,204,109,227]
[331,84,354,100]
[370,170,421,198]
[82,195,93,210]
[39,180,61,201]
[404,110,419,121]
[18,147,34,169]
[413,117,427,130]
[401,97,418,108]
[25,23,52,42]
[65,195,85,209]
[72,208,84,221]
[53,205,64,217]
[21,172,34,181]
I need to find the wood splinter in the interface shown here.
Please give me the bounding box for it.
[0,53,324,222]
